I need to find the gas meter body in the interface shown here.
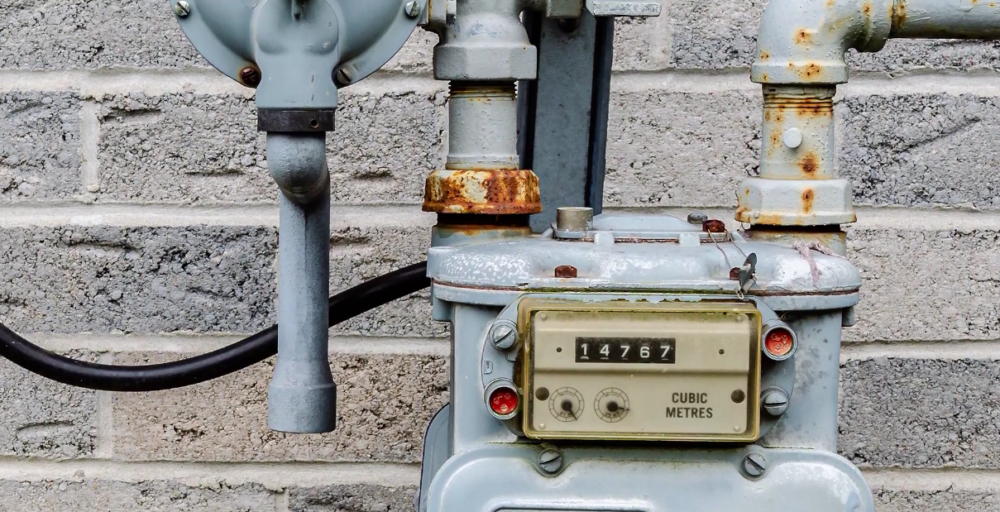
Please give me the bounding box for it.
[417,212,869,512]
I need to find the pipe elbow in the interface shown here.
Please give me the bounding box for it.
[266,132,330,203]
[751,0,893,85]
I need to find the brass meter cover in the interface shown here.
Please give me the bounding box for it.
[517,299,762,443]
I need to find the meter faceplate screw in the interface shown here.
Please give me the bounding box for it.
[174,0,191,17]
[742,453,766,478]
[488,320,518,350]
[762,388,790,417]
[538,448,563,474]
[239,66,261,88]
[687,212,708,224]
[335,67,354,85]
[404,1,422,18]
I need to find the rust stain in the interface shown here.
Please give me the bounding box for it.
[423,169,542,215]
[801,189,815,214]
[797,63,823,81]
[760,51,771,61]
[891,1,907,33]
[555,265,578,279]
[799,152,820,176]
[862,1,872,17]
[729,267,741,280]
[761,73,770,82]
[794,29,812,45]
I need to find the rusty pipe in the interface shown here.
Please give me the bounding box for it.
[891,0,1000,39]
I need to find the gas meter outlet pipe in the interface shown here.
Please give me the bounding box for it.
[741,0,1000,228]
[266,132,337,434]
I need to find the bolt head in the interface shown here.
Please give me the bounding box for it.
[782,128,803,149]
[761,388,790,417]
[335,67,354,85]
[174,0,191,17]
[687,212,709,224]
[404,0,422,18]
[742,453,766,478]
[538,449,563,474]
[239,67,261,88]
[489,320,518,350]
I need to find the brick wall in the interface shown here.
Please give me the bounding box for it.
[1,1,998,510]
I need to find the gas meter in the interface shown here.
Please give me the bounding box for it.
[12,0,999,510]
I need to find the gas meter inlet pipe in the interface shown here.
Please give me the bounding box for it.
[264,132,338,434]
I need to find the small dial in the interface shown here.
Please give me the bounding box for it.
[548,387,584,422]
[594,388,630,423]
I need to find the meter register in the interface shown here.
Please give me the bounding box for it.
[519,300,762,442]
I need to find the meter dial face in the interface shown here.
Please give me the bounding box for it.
[594,388,630,423]
[548,387,585,422]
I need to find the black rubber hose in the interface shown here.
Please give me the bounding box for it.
[0,262,430,392]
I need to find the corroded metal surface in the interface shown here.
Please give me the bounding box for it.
[760,86,835,181]
[423,169,543,215]
[736,177,856,226]
[891,0,1000,39]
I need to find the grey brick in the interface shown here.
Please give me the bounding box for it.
[0,354,97,459]
[0,92,82,202]
[0,0,204,70]
[604,89,759,207]
[874,487,1000,511]
[0,221,441,338]
[0,479,275,512]
[840,358,1000,469]
[668,0,1000,72]
[113,353,448,462]
[384,30,439,74]
[612,14,670,71]
[840,94,1000,210]
[289,484,416,512]
[0,225,278,334]
[847,227,1000,343]
[95,89,445,205]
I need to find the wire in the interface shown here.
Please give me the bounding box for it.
[0,262,430,392]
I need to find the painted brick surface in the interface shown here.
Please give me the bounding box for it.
[848,227,1000,343]
[840,94,1000,210]
[0,0,204,70]
[0,225,278,334]
[873,487,1000,511]
[0,479,275,512]
[0,222,442,338]
[94,88,445,205]
[112,353,448,462]
[0,92,82,201]
[841,358,1000,469]
[0,355,97,460]
[605,90,759,208]
[288,484,416,512]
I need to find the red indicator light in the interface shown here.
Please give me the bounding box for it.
[489,387,519,416]
[765,328,795,358]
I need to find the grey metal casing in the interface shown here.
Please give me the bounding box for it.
[169,0,421,110]
[418,212,867,511]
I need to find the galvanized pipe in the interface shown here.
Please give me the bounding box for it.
[744,0,1000,228]
[265,132,337,434]
[890,0,1000,39]
[447,82,519,170]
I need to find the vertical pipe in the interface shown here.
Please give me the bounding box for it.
[447,82,519,170]
[266,133,337,434]
[760,86,837,181]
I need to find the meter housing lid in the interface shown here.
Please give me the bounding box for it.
[427,213,860,298]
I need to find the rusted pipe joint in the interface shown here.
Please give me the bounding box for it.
[423,169,542,215]
[751,0,892,86]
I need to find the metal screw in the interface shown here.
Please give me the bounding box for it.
[782,128,803,149]
[554,265,578,278]
[742,453,766,478]
[404,1,422,18]
[687,212,709,224]
[538,448,563,474]
[335,67,354,85]
[488,320,518,351]
[761,388,790,417]
[239,66,261,88]
[173,0,191,17]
